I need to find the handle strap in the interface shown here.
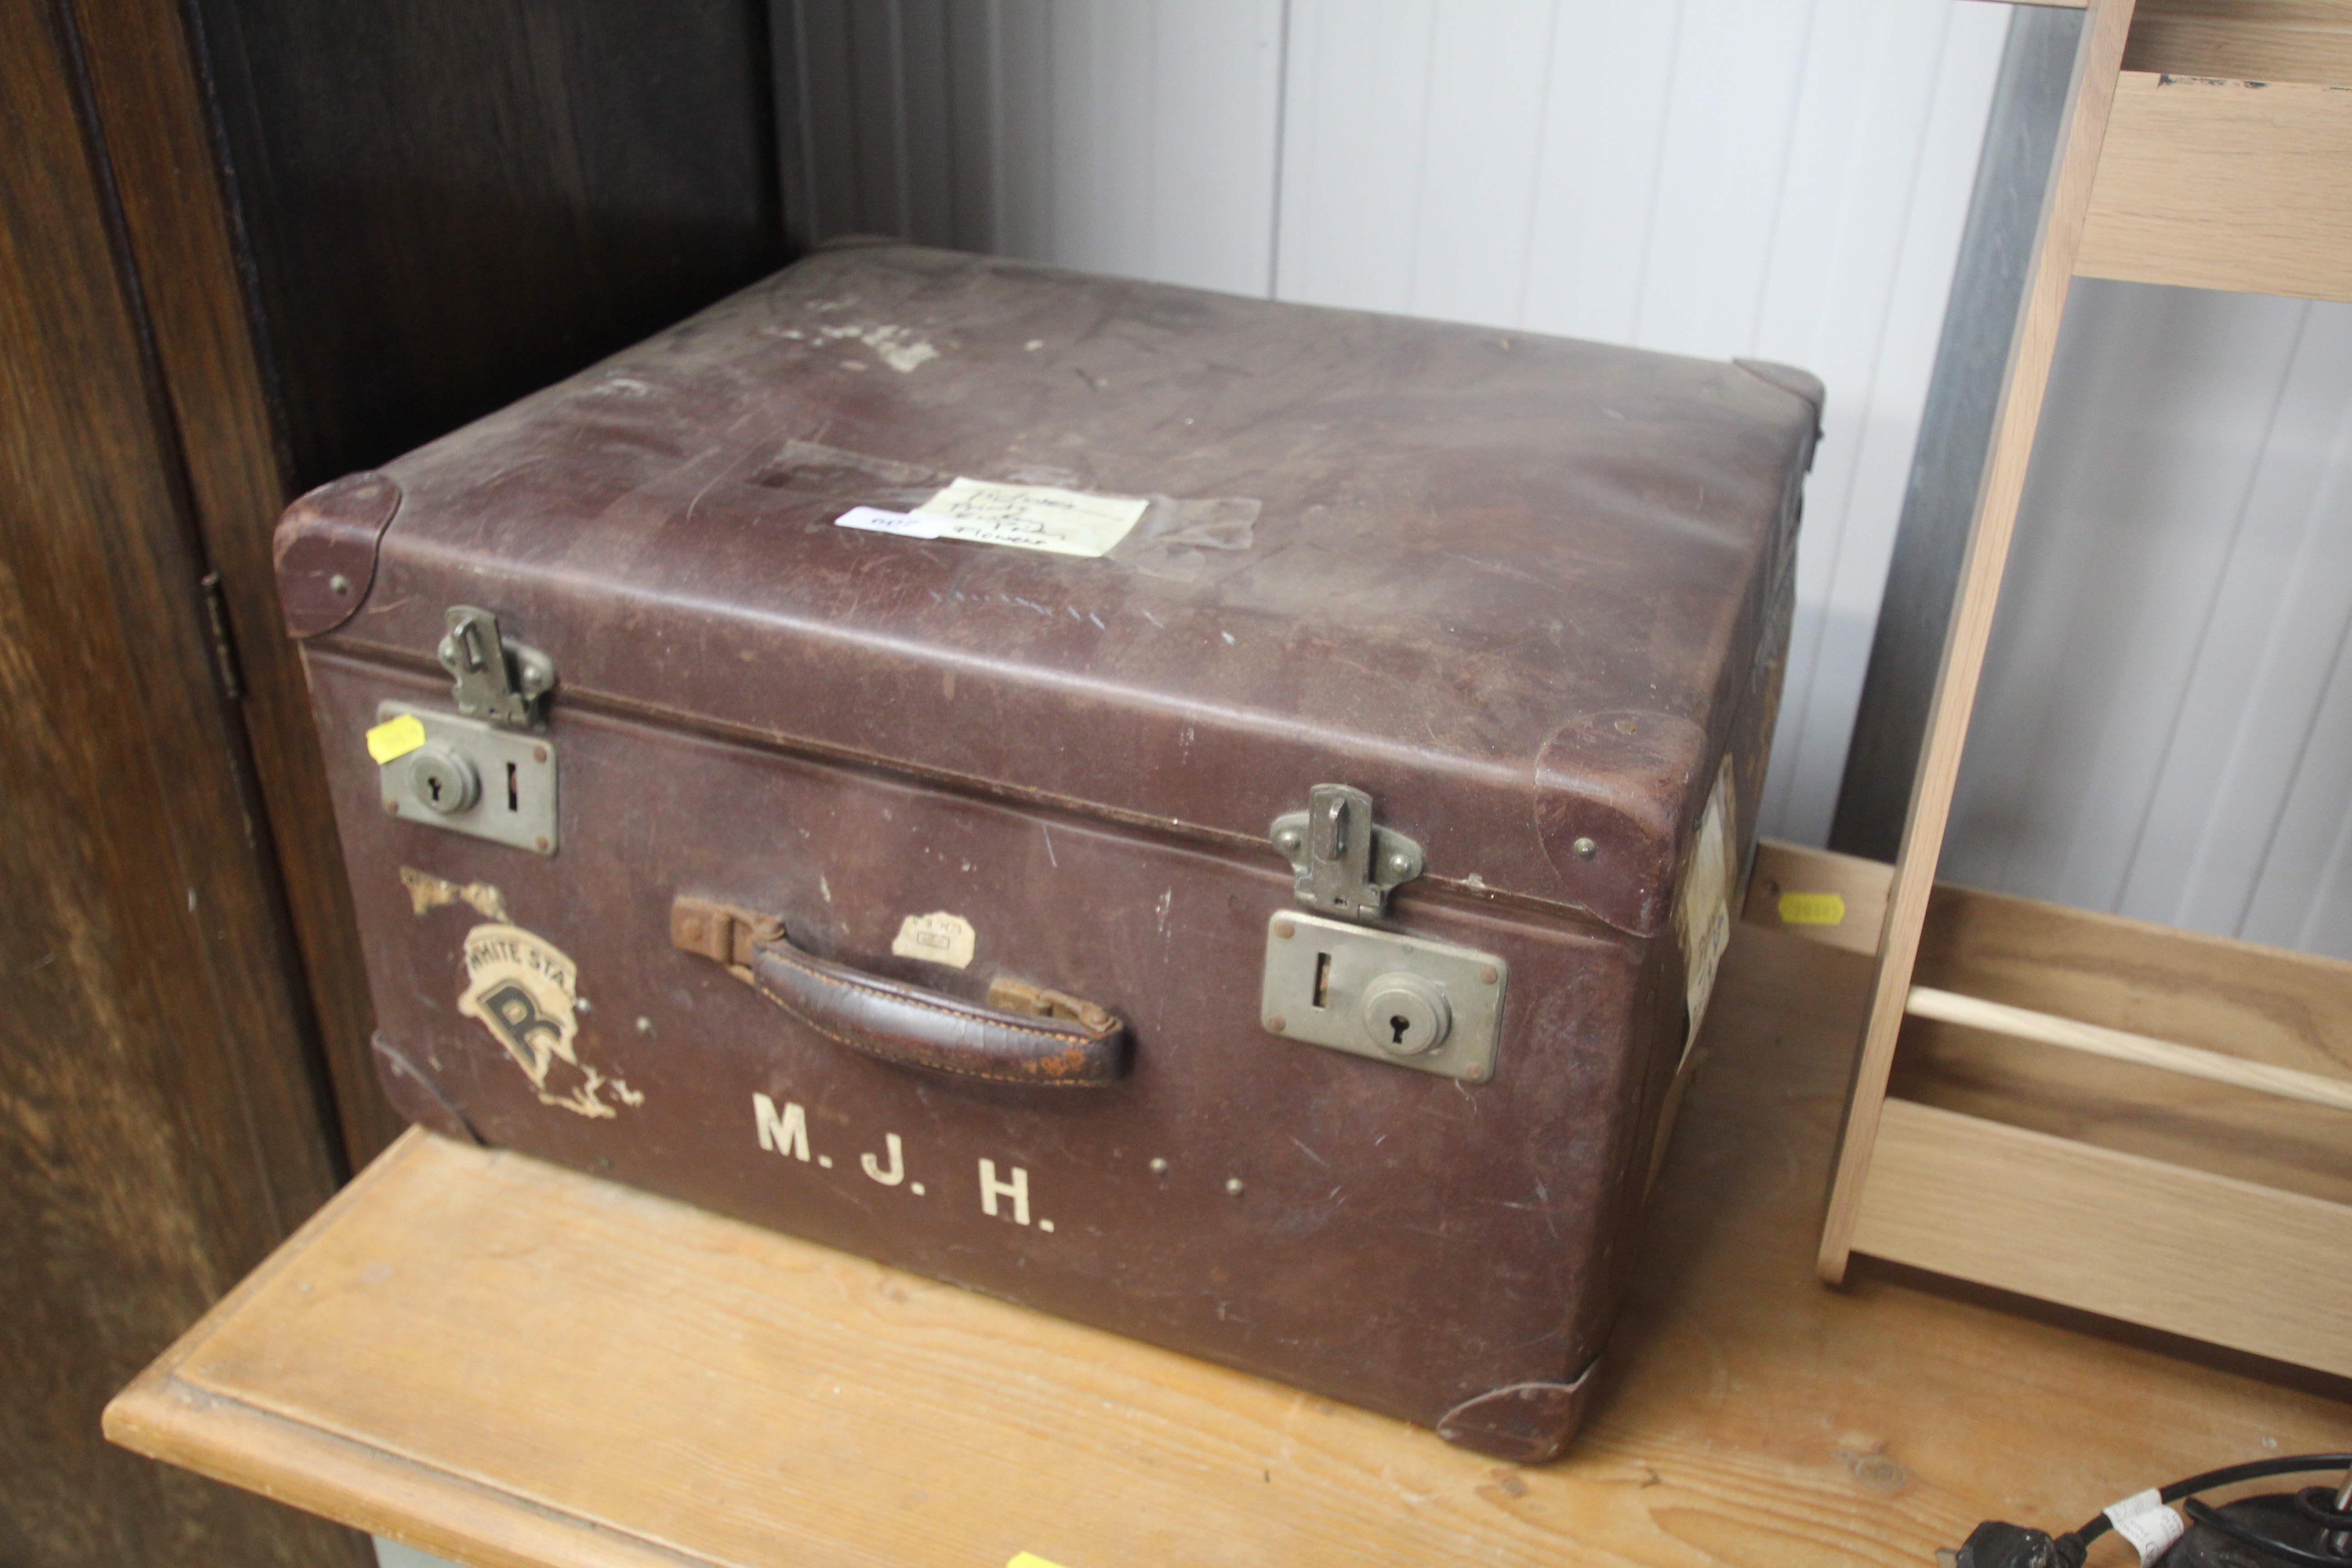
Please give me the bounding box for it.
[671,896,1127,1087]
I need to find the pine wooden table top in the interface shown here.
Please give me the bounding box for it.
[106,925,2349,1568]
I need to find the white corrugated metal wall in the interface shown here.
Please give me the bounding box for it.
[1945,281,2352,959]
[780,0,2011,846]
[777,0,2352,959]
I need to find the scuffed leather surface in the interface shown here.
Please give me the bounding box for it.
[274,470,400,637]
[294,248,1816,1456]
[1534,711,1711,936]
[314,244,1814,933]
[1435,1362,1601,1464]
[369,1033,481,1146]
[318,654,1683,1450]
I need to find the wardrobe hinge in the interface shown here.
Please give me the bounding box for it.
[201,572,245,701]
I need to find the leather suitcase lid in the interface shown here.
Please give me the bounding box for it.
[279,244,1820,937]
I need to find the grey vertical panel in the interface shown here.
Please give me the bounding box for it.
[1943,285,2300,908]
[847,0,911,234]
[944,0,1002,252]
[773,0,951,246]
[779,0,865,240]
[2260,624,2352,958]
[993,0,1055,260]
[771,0,815,251]
[898,0,958,245]
[2120,296,2352,938]
[1828,5,2078,861]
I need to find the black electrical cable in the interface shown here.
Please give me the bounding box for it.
[2051,1453,2352,1561]
[2178,1497,2350,1567]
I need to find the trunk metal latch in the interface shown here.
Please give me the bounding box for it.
[1271,784,1423,922]
[440,604,555,729]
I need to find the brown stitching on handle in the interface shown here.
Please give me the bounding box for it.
[755,940,1120,1047]
[747,971,1111,1086]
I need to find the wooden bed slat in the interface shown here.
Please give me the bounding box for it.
[2079,72,2352,300]
[1852,1098,2352,1378]
[1904,985,2352,1111]
[2125,0,2352,86]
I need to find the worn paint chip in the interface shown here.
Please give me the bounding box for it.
[812,321,938,372]
[400,866,507,921]
[891,910,976,970]
[365,712,426,764]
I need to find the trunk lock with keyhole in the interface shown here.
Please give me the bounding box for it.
[375,701,558,855]
[1362,973,1450,1056]
[407,743,480,815]
[1261,911,1501,1082]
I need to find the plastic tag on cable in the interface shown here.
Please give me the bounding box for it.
[2105,1488,2186,1565]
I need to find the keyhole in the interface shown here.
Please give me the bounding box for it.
[1389,1014,1411,1045]
[506,762,519,811]
[428,775,443,803]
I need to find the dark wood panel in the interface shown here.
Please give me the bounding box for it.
[0,0,363,1561]
[188,0,787,491]
[106,0,790,1162]
[69,0,401,1164]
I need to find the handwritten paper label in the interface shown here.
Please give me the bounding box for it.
[833,479,1147,558]
[891,910,976,970]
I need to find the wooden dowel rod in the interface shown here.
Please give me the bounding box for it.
[1905,985,2352,1113]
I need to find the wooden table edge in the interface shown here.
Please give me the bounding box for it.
[108,1127,429,1405]
[101,1127,719,1568]
[110,1371,662,1568]
[97,1129,567,1568]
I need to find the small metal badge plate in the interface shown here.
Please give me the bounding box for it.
[1260,910,1505,1083]
[377,702,558,855]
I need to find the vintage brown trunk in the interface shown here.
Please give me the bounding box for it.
[278,242,1819,1461]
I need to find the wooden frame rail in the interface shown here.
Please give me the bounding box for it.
[1852,1099,2352,1379]
[1820,0,2142,1284]
[1902,986,2352,1112]
[1809,0,2352,1385]
[1754,837,2352,1379]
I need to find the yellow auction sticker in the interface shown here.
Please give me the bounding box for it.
[1007,1555,1073,1568]
[1777,891,1847,926]
[365,712,427,764]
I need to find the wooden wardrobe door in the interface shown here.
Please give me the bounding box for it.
[0,1,363,1561]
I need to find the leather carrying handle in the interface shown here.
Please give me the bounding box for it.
[671,896,1128,1087]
